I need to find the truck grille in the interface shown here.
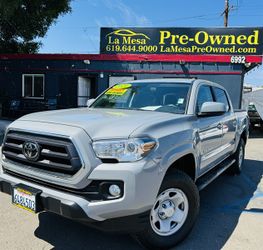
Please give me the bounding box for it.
[2,131,82,176]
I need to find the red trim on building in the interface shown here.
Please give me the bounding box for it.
[0,67,242,75]
[0,53,261,63]
[76,69,242,75]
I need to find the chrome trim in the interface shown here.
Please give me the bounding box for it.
[4,127,85,171]
[2,128,85,181]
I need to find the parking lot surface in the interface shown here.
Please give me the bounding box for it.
[0,130,262,250]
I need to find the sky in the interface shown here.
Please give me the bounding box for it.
[39,0,263,86]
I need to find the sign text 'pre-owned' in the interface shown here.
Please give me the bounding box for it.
[100,27,263,55]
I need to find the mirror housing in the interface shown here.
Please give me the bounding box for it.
[86,98,95,107]
[198,102,226,116]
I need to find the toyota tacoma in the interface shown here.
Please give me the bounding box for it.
[0,79,248,249]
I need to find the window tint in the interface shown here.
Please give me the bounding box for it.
[213,87,229,111]
[196,85,213,113]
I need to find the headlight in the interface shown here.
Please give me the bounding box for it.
[92,138,157,162]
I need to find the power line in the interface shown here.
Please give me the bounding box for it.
[48,12,227,30]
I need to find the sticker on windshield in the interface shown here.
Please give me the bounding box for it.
[105,88,128,96]
[105,83,132,96]
[177,98,184,104]
[113,83,132,89]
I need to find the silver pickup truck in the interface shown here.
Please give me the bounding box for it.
[0,79,248,249]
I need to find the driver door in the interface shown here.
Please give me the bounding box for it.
[195,85,224,174]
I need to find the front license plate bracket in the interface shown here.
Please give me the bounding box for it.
[12,183,42,213]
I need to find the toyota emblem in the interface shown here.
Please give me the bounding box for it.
[22,141,40,161]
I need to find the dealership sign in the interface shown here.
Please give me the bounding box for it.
[100,27,263,55]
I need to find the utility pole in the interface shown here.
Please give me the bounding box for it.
[224,0,229,27]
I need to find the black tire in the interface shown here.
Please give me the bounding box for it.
[134,170,199,250]
[228,138,245,175]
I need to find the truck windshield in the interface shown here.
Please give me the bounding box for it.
[91,82,191,114]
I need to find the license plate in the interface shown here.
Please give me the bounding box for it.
[12,184,42,213]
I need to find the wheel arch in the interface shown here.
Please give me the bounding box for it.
[165,153,197,182]
[240,129,248,145]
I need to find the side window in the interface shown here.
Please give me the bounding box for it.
[213,87,230,111]
[196,85,214,113]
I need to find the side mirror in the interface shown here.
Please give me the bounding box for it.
[198,102,226,116]
[86,98,95,107]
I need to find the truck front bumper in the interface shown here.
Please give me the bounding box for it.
[0,177,91,221]
[0,160,163,232]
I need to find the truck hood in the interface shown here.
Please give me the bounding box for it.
[18,108,180,140]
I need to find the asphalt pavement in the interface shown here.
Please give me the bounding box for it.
[0,128,262,250]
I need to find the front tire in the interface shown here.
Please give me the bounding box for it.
[135,170,199,249]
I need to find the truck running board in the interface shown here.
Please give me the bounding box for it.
[196,158,236,191]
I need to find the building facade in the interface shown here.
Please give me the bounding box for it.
[0,53,261,118]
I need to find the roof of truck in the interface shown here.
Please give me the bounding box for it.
[124,78,227,91]
[127,78,196,84]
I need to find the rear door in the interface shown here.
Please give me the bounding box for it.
[212,87,236,157]
[195,85,223,173]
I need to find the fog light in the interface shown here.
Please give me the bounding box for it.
[109,184,121,197]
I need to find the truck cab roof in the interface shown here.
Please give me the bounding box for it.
[120,78,227,91]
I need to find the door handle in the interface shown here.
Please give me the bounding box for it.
[217,123,223,129]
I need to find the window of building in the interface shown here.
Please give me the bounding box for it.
[22,74,44,98]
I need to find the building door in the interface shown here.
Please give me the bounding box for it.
[78,77,91,107]
[57,75,76,109]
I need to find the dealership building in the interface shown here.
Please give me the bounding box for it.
[0,27,262,117]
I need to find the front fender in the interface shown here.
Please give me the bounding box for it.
[160,142,197,178]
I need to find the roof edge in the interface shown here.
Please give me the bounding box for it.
[0,53,261,64]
